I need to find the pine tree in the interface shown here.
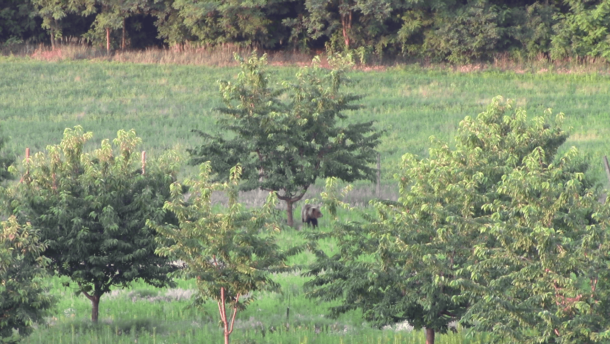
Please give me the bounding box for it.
[189,52,381,227]
[9,126,181,323]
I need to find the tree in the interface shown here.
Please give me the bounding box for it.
[172,0,292,48]
[0,217,55,343]
[0,0,41,47]
[298,0,401,52]
[304,97,608,344]
[31,0,69,50]
[151,0,194,48]
[85,0,122,52]
[8,126,181,323]
[149,162,299,344]
[189,52,381,227]
[114,0,152,50]
[451,101,610,342]
[81,0,146,52]
[551,0,610,60]
[31,0,94,50]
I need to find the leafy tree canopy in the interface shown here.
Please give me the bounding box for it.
[7,126,182,323]
[189,52,381,226]
[149,162,301,344]
[0,217,55,343]
[305,97,610,344]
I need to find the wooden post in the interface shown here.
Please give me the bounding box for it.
[376,153,380,198]
[141,151,146,175]
[603,156,610,185]
[106,28,111,53]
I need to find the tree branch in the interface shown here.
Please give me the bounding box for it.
[227,293,240,336]
[78,282,96,302]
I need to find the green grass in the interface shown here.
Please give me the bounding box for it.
[3,57,609,342]
[23,210,491,344]
[2,57,610,185]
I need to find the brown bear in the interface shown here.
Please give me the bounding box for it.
[301,204,323,228]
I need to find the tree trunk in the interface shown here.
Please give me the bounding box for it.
[50,29,55,50]
[425,328,435,344]
[91,295,100,323]
[106,27,111,53]
[286,200,294,227]
[340,7,352,49]
[122,18,126,50]
[218,287,239,344]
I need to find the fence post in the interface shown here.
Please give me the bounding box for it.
[141,151,146,175]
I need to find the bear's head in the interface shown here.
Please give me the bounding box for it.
[308,205,323,219]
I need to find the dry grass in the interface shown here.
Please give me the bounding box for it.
[9,42,316,67]
[3,41,610,73]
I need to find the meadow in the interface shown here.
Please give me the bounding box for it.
[2,57,610,187]
[2,56,610,343]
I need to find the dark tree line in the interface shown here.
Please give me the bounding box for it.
[2,0,610,62]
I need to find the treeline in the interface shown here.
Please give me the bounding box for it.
[2,0,610,62]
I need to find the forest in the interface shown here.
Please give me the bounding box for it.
[2,0,610,63]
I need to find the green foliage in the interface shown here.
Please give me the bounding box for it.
[7,126,181,323]
[0,0,41,45]
[150,0,194,46]
[82,0,151,50]
[304,96,610,344]
[551,0,610,60]
[30,0,89,47]
[509,2,557,59]
[172,0,291,48]
[0,216,55,343]
[423,3,504,63]
[296,0,402,52]
[7,0,610,61]
[189,52,381,226]
[451,99,610,343]
[149,162,300,343]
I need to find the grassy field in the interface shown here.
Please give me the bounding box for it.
[3,56,610,343]
[2,57,610,187]
[23,208,492,344]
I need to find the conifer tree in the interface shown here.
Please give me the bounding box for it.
[8,126,181,323]
[189,52,381,226]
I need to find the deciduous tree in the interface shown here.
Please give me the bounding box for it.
[8,126,181,323]
[189,53,381,226]
[173,0,291,48]
[149,162,299,344]
[305,97,610,344]
[0,217,55,343]
[453,101,610,343]
[32,0,70,49]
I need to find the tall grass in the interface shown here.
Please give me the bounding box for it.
[2,57,610,189]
